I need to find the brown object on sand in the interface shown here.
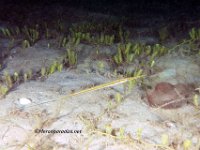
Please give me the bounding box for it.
[147,82,195,109]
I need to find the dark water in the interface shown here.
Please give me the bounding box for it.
[0,0,199,18]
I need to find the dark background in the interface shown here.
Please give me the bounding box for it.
[1,0,199,15]
[0,0,199,27]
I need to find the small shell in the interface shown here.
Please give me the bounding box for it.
[19,98,32,105]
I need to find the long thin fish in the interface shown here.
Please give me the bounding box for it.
[23,75,145,109]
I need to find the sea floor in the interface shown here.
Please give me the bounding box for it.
[0,4,200,150]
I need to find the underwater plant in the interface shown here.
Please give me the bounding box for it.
[57,63,63,72]
[97,61,105,73]
[118,25,130,43]
[113,46,123,65]
[151,44,168,58]
[193,94,199,107]
[136,128,143,142]
[0,85,9,96]
[3,71,13,89]
[48,61,57,75]
[183,139,192,150]
[69,21,123,45]
[158,26,170,42]
[27,70,33,80]
[105,124,112,134]
[161,134,169,146]
[44,23,50,39]
[22,25,40,45]
[113,42,139,65]
[1,28,11,38]
[22,40,31,48]
[189,28,200,41]
[13,72,19,82]
[23,73,28,82]
[66,48,77,66]
[59,36,68,48]
[56,19,64,32]
[115,92,123,104]
[41,67,47,77]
